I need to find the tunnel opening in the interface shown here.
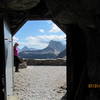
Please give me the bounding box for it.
[12,20,67,100]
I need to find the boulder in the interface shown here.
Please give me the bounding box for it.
[19,61,27,69]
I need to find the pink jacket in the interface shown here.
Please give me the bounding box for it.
[14,47,18,56]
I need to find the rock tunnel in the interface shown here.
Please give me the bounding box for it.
[0,0,99,100]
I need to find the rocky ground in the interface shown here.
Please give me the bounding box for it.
[13,66,66,100]
[25,59,66,66]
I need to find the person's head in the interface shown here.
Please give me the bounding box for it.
[14,42,19,47]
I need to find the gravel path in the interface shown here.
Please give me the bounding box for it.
[14,66,66,100]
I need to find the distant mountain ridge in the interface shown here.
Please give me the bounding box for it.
[48,40,65,51]
[57,48,66,58]
[19,40,66,59]
[19,46,37,52]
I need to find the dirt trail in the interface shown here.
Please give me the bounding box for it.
[14,66,66,100]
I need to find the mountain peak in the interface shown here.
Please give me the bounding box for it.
[23,46,29,49]
[20,46,36,52]
[21,46,29,51]
[49,40,62,44]
[47,40,65,52]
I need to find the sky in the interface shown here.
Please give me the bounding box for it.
[13,20,66,49]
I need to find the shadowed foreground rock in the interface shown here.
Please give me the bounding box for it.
[25,59,66,66]
[19,61,27,69]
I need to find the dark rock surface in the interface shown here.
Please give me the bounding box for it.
[26,59,66,66]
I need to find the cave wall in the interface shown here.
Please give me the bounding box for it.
[0,0,100,99]
[43,1,100,99]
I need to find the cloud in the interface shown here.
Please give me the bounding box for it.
[13,36,24,47]
[47,20,53,24]
[49,23,62,33]
[24,34,66,49]
[26,35,66,42]
[13,36,19,43]
[13,34,66,49]
[38,29,45,33]
[25,36,48,49]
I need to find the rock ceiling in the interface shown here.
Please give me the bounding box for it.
[0,0,99,34]
[6,0,40,10]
